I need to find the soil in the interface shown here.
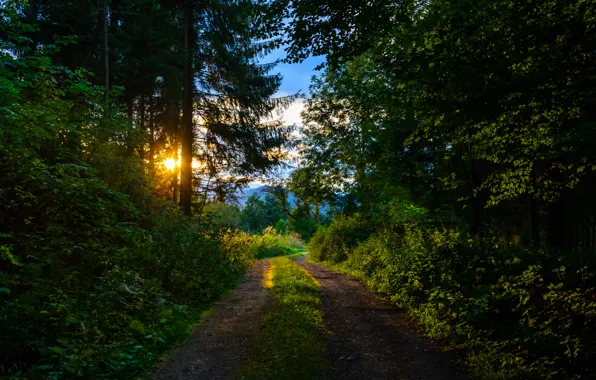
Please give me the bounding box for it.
[295,256,465,380]
[154,256,465,380]
[153,260,269,380]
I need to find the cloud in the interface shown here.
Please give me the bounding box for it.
[269,91,306,128]
[281,98,306,127]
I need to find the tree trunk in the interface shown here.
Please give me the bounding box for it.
[127,96,133,119]
[530,164,540,247]
[172,132,179,204]
[548,199,566,249]
[139,95,145,162]
[180,0,194,216]
[469,159,485,234]
[149,92,155,172]
[103,0,110,104]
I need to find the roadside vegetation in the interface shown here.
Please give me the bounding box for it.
[5,0,596,378]
[0,1,299,378]
[247,228,306,259]
[203,200,308,258]
[309,213,596,379]
[242,257,326,379]
[274,0,596,378]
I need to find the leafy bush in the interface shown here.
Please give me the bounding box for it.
[308,214,370,263]
[0,196,253,378]
[0,39,253,378]
[247,227,306,259]
[309,218,596,379]
[202,202,242,228]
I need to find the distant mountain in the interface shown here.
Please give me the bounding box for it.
[234,186,297,207]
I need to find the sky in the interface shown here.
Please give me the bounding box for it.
[267,47,326,127]
[247,48,325,188]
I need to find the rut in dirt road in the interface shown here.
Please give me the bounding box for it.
[154,260,269,380]
[295,257,465,380]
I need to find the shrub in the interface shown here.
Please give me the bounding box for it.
[0,199,254,378]
[202,202,242,228]
[247,227,306,259]
[308,214,370,263]
[309,219,596,379]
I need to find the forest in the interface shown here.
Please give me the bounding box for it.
[2,0,596,379]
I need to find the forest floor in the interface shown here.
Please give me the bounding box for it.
[152,255,465,380]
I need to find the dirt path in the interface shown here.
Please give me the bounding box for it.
[295,257,465,380]
[153,260,269,380]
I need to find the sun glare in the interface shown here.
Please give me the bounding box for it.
[164,158,177,171]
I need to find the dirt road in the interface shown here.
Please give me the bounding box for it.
[295,256,464,380]
[154,257,464,379]
[153,260,269,380]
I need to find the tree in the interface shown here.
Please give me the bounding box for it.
[276,0,596,248]
[180,0,194,215]
[240,195,269,231]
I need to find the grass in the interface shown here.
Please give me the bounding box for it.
[250,228,307,259]
[241,256,326,379]
[286,251,308,260]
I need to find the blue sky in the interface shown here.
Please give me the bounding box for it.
[246,49,324,187]
[268,47,325,96]
[265,48,325,128]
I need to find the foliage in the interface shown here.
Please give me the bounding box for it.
[282,0,596,246]
[280,1,596,375]
[236,188,325,242]
[202,202,242,228]
[308,215,370,263]
[0,4,257,378]
[241,257,326,379]
[309,217,596,379]
[247,227,305,259]
[240,194,288,233]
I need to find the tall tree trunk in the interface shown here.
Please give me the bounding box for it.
[469,159,485,234]
[127,96,133,119]
[180,0,194,216]
[172,132,179,204]
[139,95,145,162]
[548,199,566,249]
[103,0,110,104]
[547,164,567,250]
[197,177,212,219]
[149,91,155,172]
[530,164,540,247]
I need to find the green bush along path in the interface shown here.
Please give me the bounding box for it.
[153,254,463,379]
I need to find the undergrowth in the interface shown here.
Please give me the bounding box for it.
[308,216,596,379]
[247,227,306,259]
[241,256,326,379]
